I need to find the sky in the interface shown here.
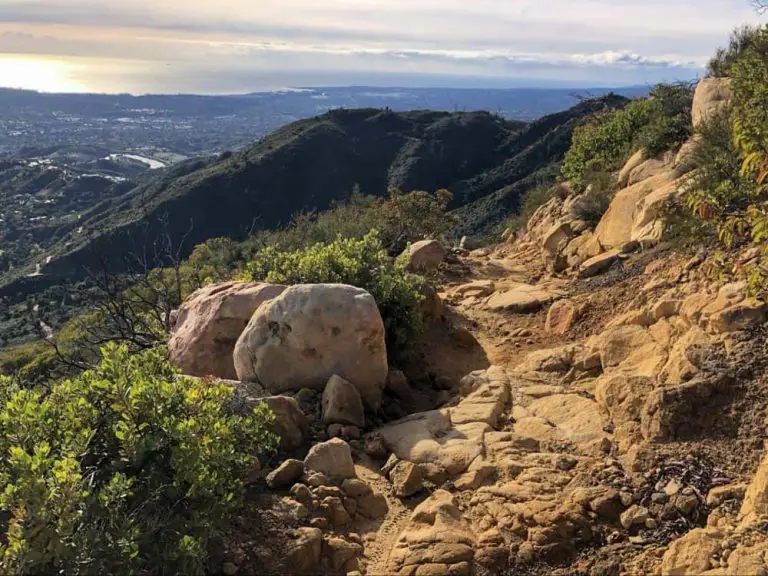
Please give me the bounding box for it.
[0,0,763,94]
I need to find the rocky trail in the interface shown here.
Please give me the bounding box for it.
[168,77,768,575]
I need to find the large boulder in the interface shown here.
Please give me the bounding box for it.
[322,375,365,427]
[402,240,446,272]
[692,77,732,130]
[169,282,286,380]
[233,284,388,410]
[304,438,356,480]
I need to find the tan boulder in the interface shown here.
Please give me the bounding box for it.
[630,175,684,244]
[485,284,563,313]
[389,461,424,497]
[618,149,646,188]
[660,527,721,575]
[660,327,712,385]
[579,249,621,278]
[595,171,677,249]
[169,282,286,380]
[627,154,671,186]
[516,345,581,373]
[740,453,768,525]
[233,284,388,410]
[322,375,365,427]
[266,459,305,490]
[594,325,666,376]
[595,374,654,426]
[693,78,732,131]
[526,394,605,444]
[284,527,323,573]
[304,438,356,480]
[403,240,446,271]
[709,299,767,334]
[545,300,580,335]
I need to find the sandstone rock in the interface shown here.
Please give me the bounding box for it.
[618,149,646,188]
[390,461,424,498]
[740,453,768,525]
[291,483,313,506]
[485,284,562,313]
[709,299,767,334]
[596,374,654,426]
[627,155,671,186]
[579,250,621,278]
[546,300,580,335]
[620,505,650,530]
[321,375,365,428]
[631,176,683,244]
[707,483,747,507]
[594,325,666,376]
[660,327,712,385]
[285,527,323,573]
[693,77,732,131]
[262,396,310,451]
[169,282,286,380]
[659,527,721,575]
[266,459,304,490]
[322,536,363,572]
[526,394,605,444]
[341,478,372,499]
[595,171,678,249]
[234,284,388,410]
[516,345,580,373]
[357,492,389,519]
[320,496,352,526]
[304,438,356,480]
[403,240,446,271]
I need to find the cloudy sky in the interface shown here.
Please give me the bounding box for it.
[0,0,762,94]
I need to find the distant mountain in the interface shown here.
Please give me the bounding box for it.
[0,95,629,300]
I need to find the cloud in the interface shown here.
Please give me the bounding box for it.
[0,0,760,92]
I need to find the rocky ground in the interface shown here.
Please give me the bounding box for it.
[167,77,768,575]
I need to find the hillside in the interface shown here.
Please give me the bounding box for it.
[2,96,627,296]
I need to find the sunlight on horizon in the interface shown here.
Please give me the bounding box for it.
[0,55,89,93]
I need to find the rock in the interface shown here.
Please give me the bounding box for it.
[304,438,356,480]
[693,77,732,131]
[706,483,747,507]
[321,375,365,428]
[594,325,666,376]
[542,221,575,254]
[266,459,305,490]
[322,536,363,572]
[579,250,621,278]
[595,171,678,249]
[307,472,332,487]
[454,459,497,491]
[590,489,623,521]
[402,240,446,271]
[659,327,712,385]
[675,493,700,515]
[262,396,311,451]
[169,282,286,380]
[342,478,373,499]
[620,505,650,530]
[320,496,352,526]
[291,483,313,506]
[596,374,654,426]
[545,300,580,335]
[709,299,767,333]
[385,369,413,401]
[341,425,360,440]
[628,155,671,186]
[619,149,646,188]
[516,345,580,373]
[285,527,323,573]
[389,461,424,498]
[659,527,720,575]
[282,497,309,520]
[526,394,605,444]
[740,453,768,524]
[485,284,563,313]
[234,284,388,410]
[357,492,389,519]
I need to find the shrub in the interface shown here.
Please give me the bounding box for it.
[707,25,761,78]
[562,99,653,191]
[571,185,614,227]
[636,83,695,157]
[503,184,554,232]
[242,231,428,362]
[732,26,768,186]
[0,344,278,575]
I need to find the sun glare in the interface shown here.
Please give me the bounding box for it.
[0,55,88,93]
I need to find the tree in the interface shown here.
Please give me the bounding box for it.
[754,1,768,13]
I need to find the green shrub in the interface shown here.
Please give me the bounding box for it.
[732,26,768,186]
[636,83,695,157]
[242,231,427,362]
[503,184,554,232]
[562,99,653,191]
[0,344,278,575]
[707,25,761,78]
